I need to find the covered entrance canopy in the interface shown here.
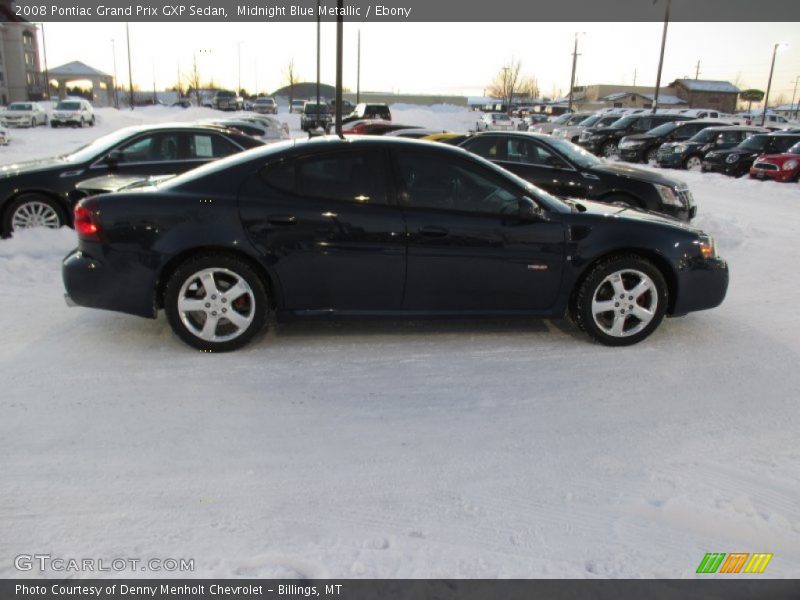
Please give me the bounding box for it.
[48,61,115,107]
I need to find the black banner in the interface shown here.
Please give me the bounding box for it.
[7,0,800,22]
[4,580,800,600]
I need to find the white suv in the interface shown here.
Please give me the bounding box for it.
[51,98,95,128]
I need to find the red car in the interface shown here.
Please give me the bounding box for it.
[749,141,800,182]
[342,120,418,135]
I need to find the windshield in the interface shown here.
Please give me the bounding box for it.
[788,142,800,155]
[546,137,603,169]
[610,116,638,129]
[646,122,680,136]
[579,114,603,128]
[600,115,623,126]
[255,98,274,104]
[737,135,769,151]
[56,101,81,110]
[689,128,722,143]
[568,114,592,125]
[491,113,511,121]
[8,103,33,111]
[552,113,572,125]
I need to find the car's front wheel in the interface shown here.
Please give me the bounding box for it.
[683,155,703,171]
[164,254,268,352]
[2,194,66,236]
[572,255,668,346]
[601,141,618,158]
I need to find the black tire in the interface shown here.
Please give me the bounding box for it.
[90,116,96,126]
[79,117,85,128]
[1,194,67,237]
[644,146,658,163]
[571,254,668,346]
[164,253,268,352]
[682,154,703,171]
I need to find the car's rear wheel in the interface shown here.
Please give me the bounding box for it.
[3,194,66,236]
[164,254,268,352]
[572,255,668,346]
[644,147,658,163]
[683,155,703,171]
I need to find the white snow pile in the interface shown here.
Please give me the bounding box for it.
[0,107,799,579]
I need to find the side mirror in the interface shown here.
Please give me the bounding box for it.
[519,196,543,221]
[105,150,123,165]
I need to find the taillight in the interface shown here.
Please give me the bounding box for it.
[74,198,103,242]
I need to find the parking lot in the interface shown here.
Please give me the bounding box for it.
[1,106,799,577]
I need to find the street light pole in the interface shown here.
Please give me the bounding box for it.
[789,75,799,120]
[334,0,343,137]
[237,41,242,95]
[126,22,134,110]
[652,0,671,114]
[111,39,119,108]
[40,23,50,100]
[356,29,361,104]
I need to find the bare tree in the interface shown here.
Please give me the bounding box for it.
[487,59,522,111]
[518,75,540,102]
[183,55,202,106]
[285,59,300,111]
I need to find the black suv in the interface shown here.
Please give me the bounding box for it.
[702,133,800,177]
[300,102,333,132]
[657,126,767,170]
[578,113,693,158]
[618,120,724,163]
[344,103,392,123]
[459,132,697,221]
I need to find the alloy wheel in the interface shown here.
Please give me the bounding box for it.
[11,201,62,230]
[177,268,256,343]
[685,156,702,171]
[591,269,658,338]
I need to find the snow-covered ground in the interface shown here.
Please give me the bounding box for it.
[1,106,799,579]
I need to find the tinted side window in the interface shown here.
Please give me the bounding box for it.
[506,138,557,166]
[395,150,519,215]
[117,133,181,162]
[462,136,504,159]
[262,151,389,205]
[189,134,239,159]
[633,118,653,131]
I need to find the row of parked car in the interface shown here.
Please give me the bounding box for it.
[514,107,800,184]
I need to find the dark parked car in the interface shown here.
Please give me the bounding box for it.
[342,103,392,124]
[578,113,693,158]
[657,126,768,170]
[459,132,696,221]
[702,133,800,177]
[618,120,725,163]
[0,124,263,236]
[63,137,727,352]
[300,102,333,132]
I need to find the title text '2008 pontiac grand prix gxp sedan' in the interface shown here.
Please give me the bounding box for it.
[63,137,729,352]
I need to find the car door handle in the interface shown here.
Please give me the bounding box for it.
[267,215,297,226]
[418,226,449,237]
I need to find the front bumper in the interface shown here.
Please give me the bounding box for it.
[702,160,747,176]
[618,147,645,162]
[672,256,729,315]
[749,168,795,182]
[656,152,685,168]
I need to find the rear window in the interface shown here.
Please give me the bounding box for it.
[56,102,81,110]
[255,98,274,105]
[492,114,511,121]
[304,103,330,114]
[216,91,236,98]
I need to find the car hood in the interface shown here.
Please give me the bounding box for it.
[568,199,699,232]
[707,147,760,158]
[621,133,659,143]
[754,153,799,165]
[589,162,683,187]
[590,126,627,136]
[0,157,67,177]
[76,174,175,193]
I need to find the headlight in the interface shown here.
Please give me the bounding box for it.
[701,144,712,152]
[725,154,740,164]
[619,140,642,149]
[673,144,687,154]
[706,151,718,159]
[695,235,717,259]
[783,160,798,170]
[654,183,684,207]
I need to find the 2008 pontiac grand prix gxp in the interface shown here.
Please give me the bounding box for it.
[62,136,729,352]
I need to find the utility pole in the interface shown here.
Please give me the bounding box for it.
[40,23,50,100]
[315,0,320,133]
[111,39,119,108]
[652,0,671,114]
[567,33,581,113]
[356,29,361,104]
[761,43,787,126]
[695,60,700,79]
[152,59,157,105]
[237,41,242,95]
[334,0,343,137]
[790,75,800,120]
[126,22,134,110]
[633,68,637,86]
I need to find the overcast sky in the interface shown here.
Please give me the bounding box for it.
[40,21,800,103]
